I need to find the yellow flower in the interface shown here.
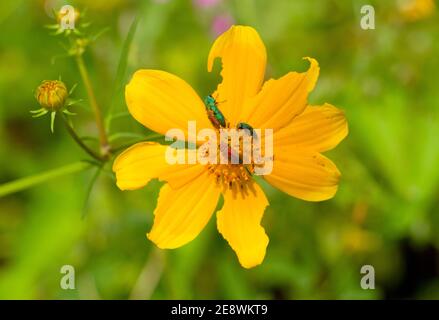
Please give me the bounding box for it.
[113,25,348,268]
[398,0,436,21]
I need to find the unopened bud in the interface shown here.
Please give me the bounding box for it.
[56,7,80,26]
[35,80,68,111]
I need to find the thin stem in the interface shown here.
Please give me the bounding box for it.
[61,115,103,162]
[75,54,110,158]
[129,247,164,300]
[0,162,92,198]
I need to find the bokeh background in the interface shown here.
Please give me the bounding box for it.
[1,0,438,299]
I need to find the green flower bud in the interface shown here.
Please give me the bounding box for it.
[35,80,68,111]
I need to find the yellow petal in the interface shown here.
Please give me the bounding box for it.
[217,182,269,268]
[208,25,267,126]
[125,70,213,136]
[241,57,319,131]
[275,103,348,152]
[265,150,341,201]
[113,142,204,190]
[159,161,206,189]
[148,171,220,249]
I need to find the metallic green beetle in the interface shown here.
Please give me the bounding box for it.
[204,95,227,128]
[237,122,257,139]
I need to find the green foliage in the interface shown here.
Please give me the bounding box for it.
[0,0,438,299]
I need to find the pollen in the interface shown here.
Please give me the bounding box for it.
[202,137,257,190]
[208,163,254,190]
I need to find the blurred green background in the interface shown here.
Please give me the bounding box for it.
[1,0,438,299]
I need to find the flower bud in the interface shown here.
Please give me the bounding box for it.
[56,7,80,26]
[35,80,68,111]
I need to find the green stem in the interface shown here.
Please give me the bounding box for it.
[129,247,164,299]
[75,54,110,158]
[0,162,93,198]
[61,115,103,162]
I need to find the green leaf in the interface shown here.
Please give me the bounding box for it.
[68,83,78,95]
[108,131,151,142]
[106,111,131,122]
[50,111,56,133]
[105,16,139,132]
[81,165,102,219]
[90,27,110,42]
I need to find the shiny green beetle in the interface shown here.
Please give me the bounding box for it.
[204,95,227,128]
[237,122,257,139]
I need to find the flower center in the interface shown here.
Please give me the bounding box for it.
[201,137,257,190]
[208,163,254,190]
[201,96,268,189]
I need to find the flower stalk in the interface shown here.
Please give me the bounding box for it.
[75,54,110,159]
[0,161,92,198]
[61,114,103,161]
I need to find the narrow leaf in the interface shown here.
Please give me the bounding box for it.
[105,16,139,131]
[81,165,102,219]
